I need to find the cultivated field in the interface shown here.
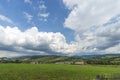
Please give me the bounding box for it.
[0,64,119,80]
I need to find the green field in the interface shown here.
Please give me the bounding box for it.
[0,64,119,80]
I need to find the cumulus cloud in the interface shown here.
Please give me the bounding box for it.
[95,22,120,49]
[105,44,120,53]
[63,0,120,54]
[0,50,26,57]
[0,25,78,56]
[0,14,12,23]
[75,20,120,53]
[63,0,120,31]
[0,0,120,56]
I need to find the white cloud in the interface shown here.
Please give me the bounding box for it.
[39,4,47,10]
[63,0,120,54]
[0,25,78,57]
[95,21,120,50]
[105,44,120,53]
[24,0,32,4]
[37,1,50,22]
[38,13,49,18]
[0,14,12,23]
[63,0,120,31]
[0,50,26,57]
[23,12,33,22]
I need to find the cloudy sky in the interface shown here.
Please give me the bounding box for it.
[0,0,120,57]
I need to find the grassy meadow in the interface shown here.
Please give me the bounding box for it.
[0,64,119,80]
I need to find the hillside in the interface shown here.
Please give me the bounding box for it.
[0,54,120,65]
[17,55,83,64]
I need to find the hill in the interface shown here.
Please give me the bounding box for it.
[0,54,120,65]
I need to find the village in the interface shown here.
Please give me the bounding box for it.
[30,61,85,65]
[1,54,119,65]
[0,57,85,65]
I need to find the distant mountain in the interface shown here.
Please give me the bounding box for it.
[1,54,120,65]
[10,53,119,62]
[12,53,120,59]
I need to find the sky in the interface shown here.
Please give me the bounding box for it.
[0,0,120,57]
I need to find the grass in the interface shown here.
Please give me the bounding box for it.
[0,64,119,80]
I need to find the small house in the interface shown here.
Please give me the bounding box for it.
[31,61,39,64]
[75,61,85,65]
